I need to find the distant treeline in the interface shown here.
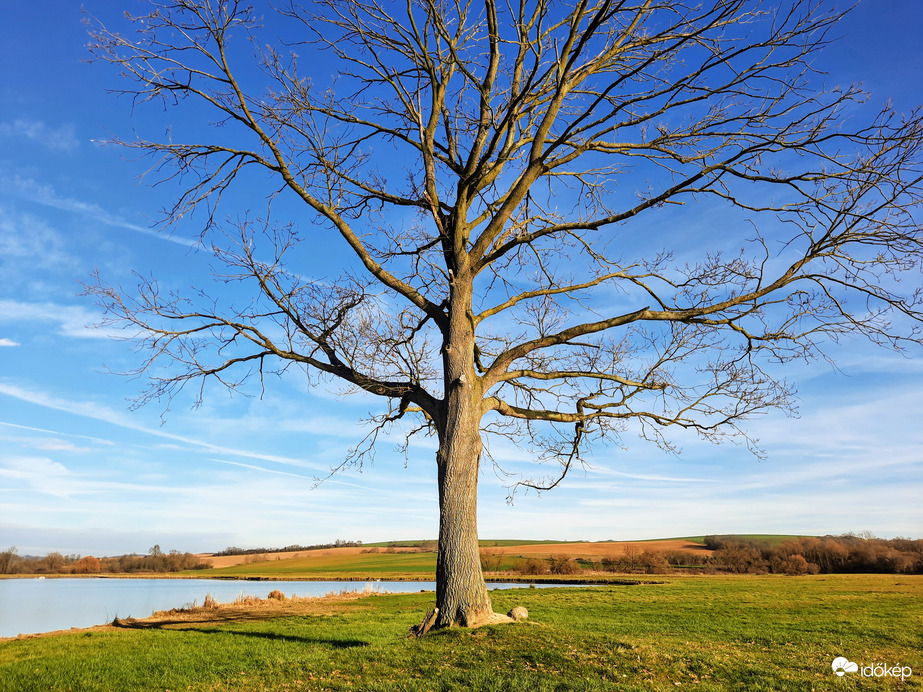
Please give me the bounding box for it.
[213,539,363,557]
[0,546,211,575]
[480,534,923,576]
[702,534,923,574]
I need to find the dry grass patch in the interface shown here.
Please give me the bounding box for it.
[110,589,384,632]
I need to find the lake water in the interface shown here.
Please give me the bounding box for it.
[0,578,558,638]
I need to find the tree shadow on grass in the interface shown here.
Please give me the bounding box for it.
[112,617,370,648]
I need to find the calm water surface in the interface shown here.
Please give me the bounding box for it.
[0,578,554,637]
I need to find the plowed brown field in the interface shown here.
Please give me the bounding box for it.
[200,539,706,568]
[200,546,423,569]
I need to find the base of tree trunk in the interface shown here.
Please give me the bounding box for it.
[416,607,514,634]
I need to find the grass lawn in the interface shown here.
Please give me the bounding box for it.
[1,574,920,691]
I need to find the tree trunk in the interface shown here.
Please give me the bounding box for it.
[434,414,492,627]
[434,268,493,628]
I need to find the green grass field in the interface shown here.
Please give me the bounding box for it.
[363,539,580,548]
[2,574,919,691]
[200,551,439,579]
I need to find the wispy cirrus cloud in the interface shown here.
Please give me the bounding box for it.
[0,381,326,472]
[0,338,19,347]
[0,299,113,340]
[0,456,75,498]
[209,458,318,480]
[0,455,199,500]
[0,206,73,269]
[2,173,201,249]
[0,421,116,446]
[0,119,79,151]
[0,429,95,453]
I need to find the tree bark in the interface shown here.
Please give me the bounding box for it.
[434,269,493,628]
[434,419,492,627]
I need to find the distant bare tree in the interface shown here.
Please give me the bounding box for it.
[86,0,922,626]
[0,546,18,574]
[621,544,643,571]
[42,552,66,573]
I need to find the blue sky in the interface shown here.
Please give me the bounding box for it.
[1,1,921,557]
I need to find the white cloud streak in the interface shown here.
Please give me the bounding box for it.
[0,119,79,151]
[209,458,318,480]
[0,382,326,472]
[0,205,74,273]
[0,299,114,340]
[3,173,201,249]
[0,421,117,446]
[0,433,94,454]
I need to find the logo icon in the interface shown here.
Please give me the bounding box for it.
[832,657,859,676]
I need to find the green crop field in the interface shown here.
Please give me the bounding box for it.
[361,539,581,548]
[200,551,439,579]
[2,574,919,691]
[477,539,580,547]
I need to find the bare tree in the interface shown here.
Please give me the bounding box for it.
[86,0,922,627]
[0,547,18,574]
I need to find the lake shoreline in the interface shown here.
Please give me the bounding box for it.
[0,576,597,638]
[1,589,384,643]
